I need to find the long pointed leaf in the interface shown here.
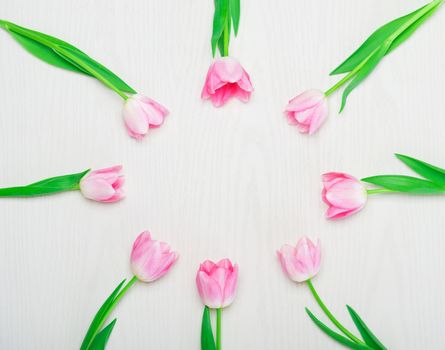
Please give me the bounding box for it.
[89,319,117,350]
[230,0,240,36]
[0,169,90,197]
[211,0,229,57]
[80,279,126,350]
[347,306,387,350]
[2,20,136,93]
[361,175,445,194]
[395,154,445,187]
[305,308,373,350]
[201,306,216,350]
[331,3,431,75]
[339,43,389,112]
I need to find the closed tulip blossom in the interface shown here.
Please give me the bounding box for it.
[322,172,367,220]
[79,165,124,203]
[123,94,169,140]
[285,89,328,135]
[201,57,253,107]
[196,258,239,309]
[130,231,179,282]
[277,236,321,283]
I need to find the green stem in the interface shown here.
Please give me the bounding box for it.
[367,188,394,195]
[307,279,365,345]
[0,19,6,28]
[223,17,229,57]
[87,276,137,349]
[216,308,222,350]
[2,23,128,100]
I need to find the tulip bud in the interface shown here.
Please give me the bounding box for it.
[201,57,253,107]
[285,89,328,135]
[196,259,239,309]
[277,236,321,283]
[79,166,124,203]
[322,172,367,220]
[130,231,178,282]
[123,94,168,140]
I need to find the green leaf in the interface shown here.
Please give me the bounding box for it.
[305,308,373,350]
[339,42,389,112]
[89,319,117,350]
[347,306,387,350]
[386,2,442,55]
[201,306,216,350]
[0,169,90,197]
[361,175,445,194]
[217,14,231,57]
[330,3,431,75]
[80,279,126,350]
[1,20,136,94]
[211,0,229,57]
[229,0,240,36]
[395,154,445,187]
[7,30,88,74]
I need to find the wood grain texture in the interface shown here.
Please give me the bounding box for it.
[0,0,444,349]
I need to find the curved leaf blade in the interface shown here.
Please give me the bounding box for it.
[80,279,126,350]
[395,154,445,187]
[201,306,216,350]
[2,20,136,93]
[361,175,445,194]
[330,3,429,75]
[339,43,389,112]
[230,0,240,36]
[211,0,229,57]
[347,306,387,350]
[305,308,373,350]
[0,169,90,197]
[89,319,117,350]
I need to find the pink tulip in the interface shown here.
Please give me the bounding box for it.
[196,259,239,309]
[277,236,321,283]
[285,89,328,135]
[79,166,124,203]
[130,231,178,282]
[322,172,367,220]
[123,94,169,140]
[201,57,253,107]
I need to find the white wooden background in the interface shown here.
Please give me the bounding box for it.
[1,0,444,349]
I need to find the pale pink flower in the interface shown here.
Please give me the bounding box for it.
[277,236,321,283]
[123,94,168,140]
[201,57,253,107]
[79,166,124,203]
[130,231,178,282]
[196,259,239,309]
[285,89,328,135]
[322,172,367,220]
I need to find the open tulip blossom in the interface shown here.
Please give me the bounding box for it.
[286,0,444,134]
[202,0,253,107]
[0,19,168,139]
[0,166,124,203]
[196,258,239,350]
[277,236,387,349]
[323,154,445,220]
[80,232,178,350]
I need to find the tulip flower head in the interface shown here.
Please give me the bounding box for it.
[201,57,253,107]
[277,236,321,283]
[196,258,239,309]
[79,166,124,203]
[322,172,367,220]
[285,89,328,135]
[130,231,178,283]
[123,94,169,140]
